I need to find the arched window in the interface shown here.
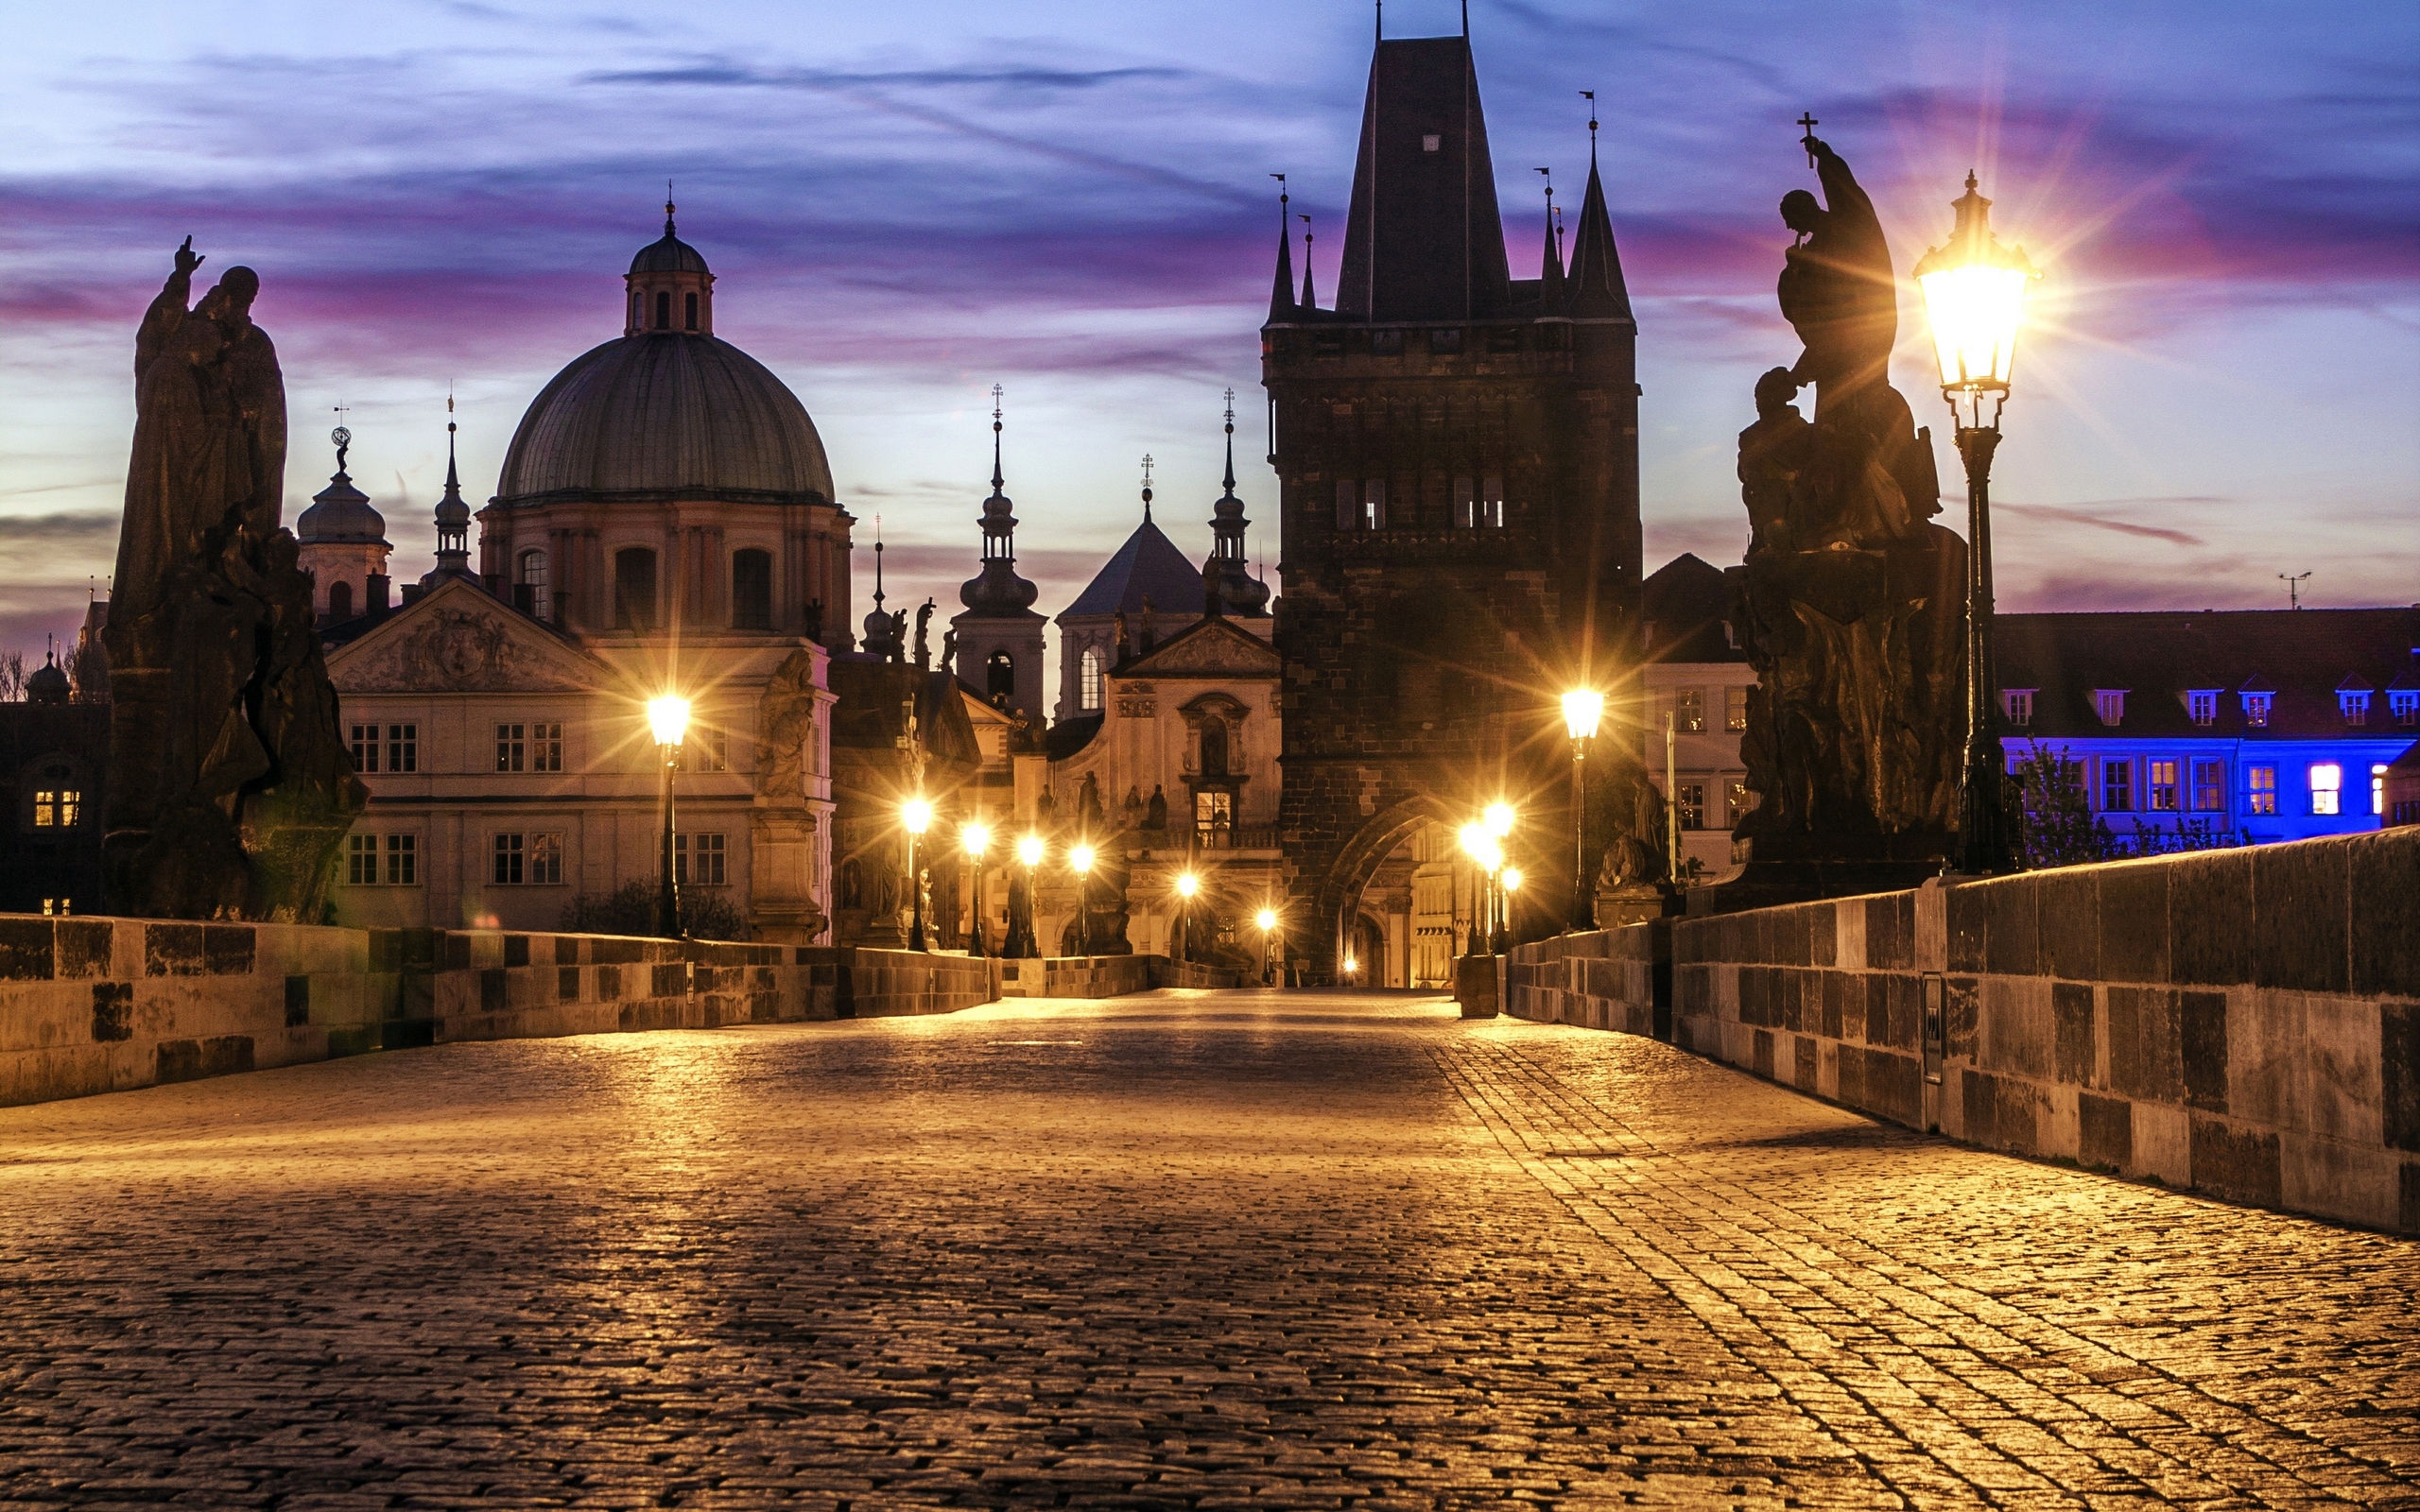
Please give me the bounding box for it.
[732,548,772,629]
[654,290,671,330]
[326,579,353,623]
[614,547,658,630]
[1200,717,1229,776]
[518,549,550,621]
[987,649,1015,703]
[684,292,699,331]
[1079,648,1102,712]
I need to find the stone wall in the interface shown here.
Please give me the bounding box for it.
[0,915,842,1109]
[1507,829,2419,1233]
[832,948,999,1018]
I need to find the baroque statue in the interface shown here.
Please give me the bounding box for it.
[1724,136,1965,893]
[103,240,367,919]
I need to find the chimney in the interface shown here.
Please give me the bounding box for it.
[366,573,391,618]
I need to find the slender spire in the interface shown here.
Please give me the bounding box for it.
[963,390,1039,615]
[1536,167,1564,299]
[1206,388,1269,618]
[1564,97,1633,321]
[1268,176,1296,320]
[665,180,676,236]
[1299,214,1318,311]
[990,384,1005,492]
[424,393,475,584]
[1220,388,1237,495]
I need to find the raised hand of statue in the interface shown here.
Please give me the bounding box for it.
[174,236,204,277]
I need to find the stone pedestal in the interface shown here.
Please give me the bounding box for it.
[1455,954,1500,1019]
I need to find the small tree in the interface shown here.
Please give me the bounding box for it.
[559,877,748,941]
[2007,741,2118,870]
[0,651,26,702]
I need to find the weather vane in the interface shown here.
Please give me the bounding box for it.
[331,403,352,471]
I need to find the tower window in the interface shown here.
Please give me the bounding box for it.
[2187,690,2217,725]
[631,292,642,330]
[327,579,353,622]
[518,549,549,622]
[1080,648,1103,712]
[1454,476,1476,528]
[614,547,658,630]
[1481,475,1504,528]
[1335,479,1357,531]
[654,290,671,330]
[684,291,699,331]
[1362,479,1387,531]
[987,649,1015,704]
[732,548,772,630]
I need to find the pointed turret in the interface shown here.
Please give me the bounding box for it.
[1268,184,1296,321]
[1538,180,1565,302]
[1299,221,1319,313]
[421,407,478,588]
[1334,35,1512,321]
[959,387,1040,617]
[1564,154,1633,322]
[1205,389,1271,618]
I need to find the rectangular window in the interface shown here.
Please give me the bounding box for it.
[2341,691,2370,726]
[674,832,726,886]
[2187,690,2217,726]
[2192,760,2224,813]
[1481,475,1504,528]
[385,833,416,885]
[2308,763,2342,816]
[32,790,55,828]
[1195,790,1234,845]
[1725,686,1749,732]
[495,723,525,773]
[2375,764,2390,816]
[2003,690,2033,727]
[682,728,729,773]
[531,723,562,773]
[348,833,376,885]
[2248,765,2276,816]
[2092,690,2126,727]
[492,833,524,885]
[529,833,562,885]
[1454,476,1476,528]
[2242,693,2272,729]
[58,790,78,827]
[1675,688,1706,733]
[1427,327,1462,354]
[1362,479,1387,531]
[1677,782,1706,831]
[350,724,380,773]
[2393,691,2418,726]
[2148,760,2180,812]
[2100,758,2135,812]
[387,724,417,773]
[1725,779,1752,827]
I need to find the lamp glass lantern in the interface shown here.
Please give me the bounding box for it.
[646,696,690,937]
[1561,690,1604,741]
[1913,174,2037,429]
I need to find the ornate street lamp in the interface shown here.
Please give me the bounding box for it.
[1070,843,1096,955]
[1457,822,1488,957]
[1174,870,1200,963]
[646,696,690,937]
[1012,833,1046,957]
[902,797,933,951]
[1915,171,2038,876]
[1254,905,1279,987]
[960,822,991,957]
[1560,690,1604,932]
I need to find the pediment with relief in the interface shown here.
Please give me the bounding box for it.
[329,582,606,695]
[1121,620,1281,679]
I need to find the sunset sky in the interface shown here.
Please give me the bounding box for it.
[5,0,2414,662]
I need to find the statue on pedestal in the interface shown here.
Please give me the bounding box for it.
[103,240,366,920]
[1721,138,1965,899]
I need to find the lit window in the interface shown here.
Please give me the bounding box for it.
[2187,690,2217,726]
[31,790,55,828]
[496,723,525,773]
[675,833,726,886]
[385,833,417,885]
[350,724,380,774]
[1195,790,1234,845]
[1481,476,1504,528]
[2309,763,2342,816]
[2374,764,2389,816]
[1080,649,1103,712]
[1725,686,1749,732]
[531,723,562,773]
[2192,760,2224,813]
[1362,479,1387,531]
[2092,689,2126,727]
[2100,758,2135,812]
[2392,691,2418,727]
[1725,780,1752,827]
[2242,692,2272,729]
[388,724,417,773]
[530,833,562,885]
[1676,689,1706,733]
[2248,765,2276,816]
[1677,782,1706,830]
[2340,690,2370,726]
[2148,760,2179,812]
[2002,690,2033,727]
[493,833,524,885]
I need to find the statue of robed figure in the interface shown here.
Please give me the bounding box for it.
[103,240,366,919]
[1718,137,1966,902]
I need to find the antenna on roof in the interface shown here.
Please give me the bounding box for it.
[2279,570,2311,610]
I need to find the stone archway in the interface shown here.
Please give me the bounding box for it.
[1301,793,1456,987]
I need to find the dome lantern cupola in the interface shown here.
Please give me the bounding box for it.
[959,387,1040,617]
[295,424,393,624]
[1206,389,1270,617]
[624,197,715,337]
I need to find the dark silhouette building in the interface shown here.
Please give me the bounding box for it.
[1263,30,1642,978]
[0,657,107,916]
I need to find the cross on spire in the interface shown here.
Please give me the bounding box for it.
[1139,454,1154,522]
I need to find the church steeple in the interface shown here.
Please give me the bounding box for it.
[1536,169,1565,301]
[1334,34,1512,320]
[423,400,477,587]
[1268,178,1296,320]
[1564,100,1633,321]
[1205,389,1270,618]
[959,387,1040,617]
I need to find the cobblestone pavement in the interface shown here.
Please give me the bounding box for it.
[2,991,2415,1510]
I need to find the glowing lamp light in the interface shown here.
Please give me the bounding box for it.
[1485,801,1515,838]
[1176,872,1199,899]
[1017,833,1045,868]
[1477,837,1503,872]
[1070,844,1095,875]
[1343,954,1358,975]
[1503,867,1525,893]
[902,798,932,835]
[961,822,990,859]
[1914,173,2038,403]
[1458,822,1485,858]
[1254,907,1278,933]
[646,696,691,747]
[1561,689,1605,741]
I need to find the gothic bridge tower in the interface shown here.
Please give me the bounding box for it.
[1263,30,1642,982]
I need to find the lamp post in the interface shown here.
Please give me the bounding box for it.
[1174,870,1199,963]
[1916,171,2037,876]
[1561,690,1604,932]
[1254,906,1278,987]
[1484,803,1514,954]
[646,696,690,937]
[960,822,991,957]
[1502,866,1524,949]
[903,797,932,951]
[1457,822,1488,957]
[1070,843,1095,955]
[1013,833,1045,957]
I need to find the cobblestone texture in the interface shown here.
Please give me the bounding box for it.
[1,990,2413,1509]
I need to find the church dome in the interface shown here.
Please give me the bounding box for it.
[630,230,711,276]
[296,465,389,545]
[493,334,836,506]
[26,656,69,705]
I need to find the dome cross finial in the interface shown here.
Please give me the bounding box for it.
[1140,454,1154,523]
[665,180,676,235]
[991,384,1006,492]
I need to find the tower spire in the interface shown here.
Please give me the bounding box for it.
[1268,175,1296,320]
[1536,167,1564,297]
[665,180,676,236]
[990,384,1005,492]
[1299,214,1318,311]
[424,393,475,585]
[1220,387,1237,495]
[1206,387,1268,619]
